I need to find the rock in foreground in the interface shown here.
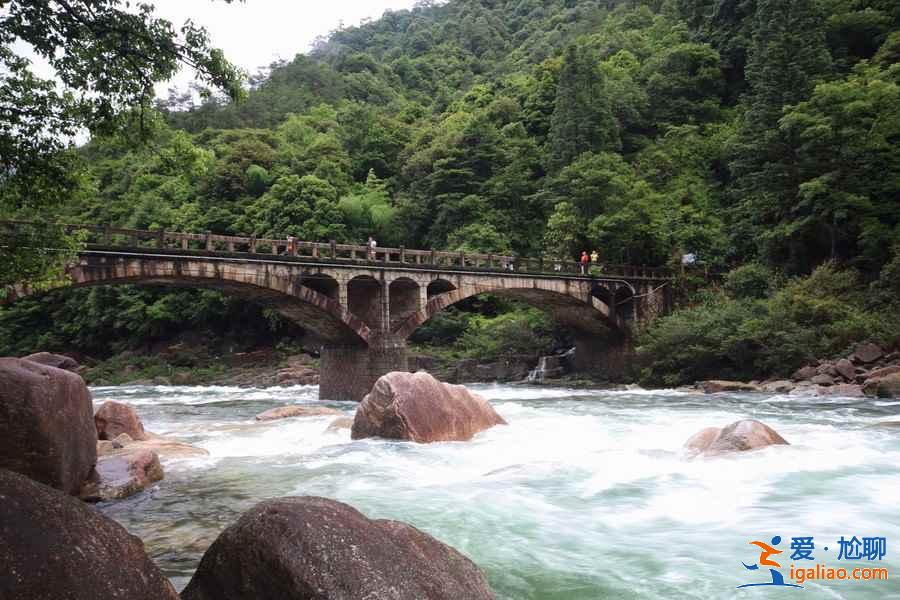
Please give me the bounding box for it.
[94,400,148,440]
[181,496,494,600]
[0,469,179,600]
[22,351,80,371]
[80,449,164,502]
[352,371,506,443]
[255,405,343,421]
[0,358,97,495]
[684,419,789,457]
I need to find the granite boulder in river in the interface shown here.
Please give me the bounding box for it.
[684,419,789,457]
[351,371,507,443]
[0,358,97,495]
[181,496,495,600]
[0,468,179,599]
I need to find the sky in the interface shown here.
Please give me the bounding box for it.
[148,0,419,94]
[15,0,419,96]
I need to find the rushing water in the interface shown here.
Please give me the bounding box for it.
[92,384,900,599]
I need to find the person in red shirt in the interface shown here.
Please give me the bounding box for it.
[579,250,589,274]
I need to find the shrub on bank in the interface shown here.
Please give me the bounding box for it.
[637,263,898,386]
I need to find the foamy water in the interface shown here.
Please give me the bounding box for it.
[93,384,900,599]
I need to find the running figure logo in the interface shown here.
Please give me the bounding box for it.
[737,536,803,589]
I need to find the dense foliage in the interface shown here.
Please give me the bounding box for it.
[2,0,898,379]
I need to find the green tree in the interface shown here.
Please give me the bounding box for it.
[1,0,242,286]
[547,44,619,171]
[727,0,832,271]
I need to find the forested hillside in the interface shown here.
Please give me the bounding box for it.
[3,0,899,384]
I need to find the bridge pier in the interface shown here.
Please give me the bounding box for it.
[571,334,634,381]
[319,338,409,402]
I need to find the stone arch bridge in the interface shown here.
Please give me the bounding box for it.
[4,223,673,400]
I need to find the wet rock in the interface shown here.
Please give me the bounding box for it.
[811,374,835,386]
[817,383,863,397]
[94,400,148,441]
[698,380,760,394]
[684,427,722,455]
[80,449,163,502]
[863,372,900,398]
[352,371,507,443]
[835,358,856,382]
[97,440,119,456]
[325,416,354,432]
[255,405,343,421]
[760,380,795,393]
[816,363,838,377]
[275,367,319,386]
[866,365,900,380]
[0,469,179,599]
[851,342,884,364]
[0,358,96,495]
[22,351,79,371]
[106,432,208,460]
[792,365,817,381]
[684,419,789,457]
[181,496,495,600]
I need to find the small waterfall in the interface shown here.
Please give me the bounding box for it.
[527,353,569,382]
[527,356,550,383]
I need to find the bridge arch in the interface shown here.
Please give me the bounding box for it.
[7,256,372,345]
[388,277,420,330]
[300,273,339,301]
[393,278,625,340]
[427,279,456,299]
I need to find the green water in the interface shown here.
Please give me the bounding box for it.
[94,384,900,599]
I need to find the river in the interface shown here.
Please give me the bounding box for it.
[93,384,900,599]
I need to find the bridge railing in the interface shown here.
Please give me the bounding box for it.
[2,221,672,280]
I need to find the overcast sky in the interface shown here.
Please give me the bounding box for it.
[151,0,419,93]
[17,0,419,96]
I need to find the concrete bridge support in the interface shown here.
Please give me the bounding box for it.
[319,339,409,402]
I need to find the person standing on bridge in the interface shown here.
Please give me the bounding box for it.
[580,250,589,274]
[590,249,600,274]
[367,236,377,260]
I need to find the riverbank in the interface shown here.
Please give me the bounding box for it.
[44,337,900,400]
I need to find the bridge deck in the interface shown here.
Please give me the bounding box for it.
[3,221,673,282]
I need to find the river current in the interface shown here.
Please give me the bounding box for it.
[92,384,900,599]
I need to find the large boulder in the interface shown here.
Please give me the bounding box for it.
[792,365,817,381]
[684,419,789,457]
[255,405,343,421]
[866,364,900,380]
[684,427,722,455]
[351,371,506,443]
[0,469,179,599]
[835,358,856,381]
[760,380,795,393]
[181,496,494,600]
[94,400,148,441]
[0,358,96,495]
[22,351,79,371]
[80,449,164,502]
[863,372,900,398]
[698,380,759,394]
[811,373,834,386]
[851,342,884,364]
